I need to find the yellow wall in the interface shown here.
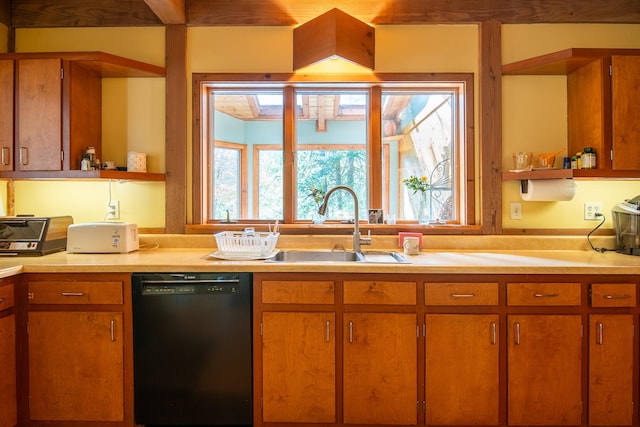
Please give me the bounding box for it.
[9,23,640,231]
[12,27,166,226]
[502,24,640,229]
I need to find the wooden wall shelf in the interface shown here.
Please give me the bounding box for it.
[502,169,573,181]
[0,170,165,181]
[0,51,165,77]
[502,48,640,75]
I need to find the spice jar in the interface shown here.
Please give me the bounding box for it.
[81,154,91,171]
[582,147,596,169]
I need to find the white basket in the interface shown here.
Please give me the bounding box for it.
[214,230,279,258]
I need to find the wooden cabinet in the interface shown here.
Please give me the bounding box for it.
[0,279,17,427]
[507,282,582,425]
[262,311,336,423]
[588,283,636,426]
[258,278,336,424]
[342,279,417,425]
[0,51,165,180]
[343,312,417,425]
[24,274,133,426]
[255,275,417,427]
[16,58,66,171]
[503,48,640,178]
[424,282,499,425]
[0,60,13,172]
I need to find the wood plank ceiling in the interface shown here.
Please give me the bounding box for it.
[3,0,640,28]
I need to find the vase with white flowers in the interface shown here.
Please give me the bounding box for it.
[402,175,430,224]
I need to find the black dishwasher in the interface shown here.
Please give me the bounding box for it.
[132,272,252,426]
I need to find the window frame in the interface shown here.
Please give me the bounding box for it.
[192,72,475,233]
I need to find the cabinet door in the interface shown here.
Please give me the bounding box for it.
[425,314,499,425]
[343,313,417,425]
[508,315,582,425]
[0,60,13,172]
[0,314,17,427]
[17,58,62,171]
[262,312,336,423]
[589,314,633,426]
[28,311,124,421]
[612,55,640,170]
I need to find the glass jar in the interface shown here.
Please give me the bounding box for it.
[582,147,596,169]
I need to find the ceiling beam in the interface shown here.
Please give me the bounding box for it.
[144,0,185,24]
[12,0,161,27]
[187,0,640,26]
[0,0,10,27]
[9,0,640,28]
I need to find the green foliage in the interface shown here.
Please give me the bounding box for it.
[403,175,430,195]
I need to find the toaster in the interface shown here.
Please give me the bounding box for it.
[66,222,139,254]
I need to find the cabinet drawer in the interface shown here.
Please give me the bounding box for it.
[0,283,14,311]
[507,282,581,306]
[344,280,416,305]
[425,282,498,306]
[262,280,335,304]
[590,283,636,307]
[28,281,123,305]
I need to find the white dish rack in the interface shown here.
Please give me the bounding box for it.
[214,229,279,259]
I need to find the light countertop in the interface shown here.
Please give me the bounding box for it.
[1,234,640,276]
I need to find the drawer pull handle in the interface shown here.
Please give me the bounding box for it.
[325,320,330,343]
[596,322,604,345]
[348,321,353,343]
[61,292,85,297]
[0,297,5,303]
[19,147,28,165]
[451,293,475,298]
[514,322,521,345]
[533,292,559,298]
[604,294,631,300]
[491,322,497,345]
[1,147,9,165]
[110,320,115,342]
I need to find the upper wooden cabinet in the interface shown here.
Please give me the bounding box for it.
[503,48,640,179]
[0,51,165,181]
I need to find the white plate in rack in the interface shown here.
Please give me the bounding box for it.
[207,250,279,261]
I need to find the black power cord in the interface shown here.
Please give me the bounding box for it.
[587,213,615,253]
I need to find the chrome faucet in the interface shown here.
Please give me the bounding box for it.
[318,185,371,252]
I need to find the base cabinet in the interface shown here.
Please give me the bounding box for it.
[255,273,638,427]
[262,311,336,423]
[28,311,124,421]
[425,314,499,425]
[507,315,583,425]
[589,314,634,425]
[343,312,417,425]
[23,274,133,426]
[0,280,17,427]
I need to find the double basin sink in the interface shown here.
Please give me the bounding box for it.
[266,250,410,264]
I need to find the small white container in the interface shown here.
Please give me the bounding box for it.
[127,152,147,172]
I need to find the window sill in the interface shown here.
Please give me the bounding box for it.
[185,223,482,235]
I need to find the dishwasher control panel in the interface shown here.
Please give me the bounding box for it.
[141,283,239,295]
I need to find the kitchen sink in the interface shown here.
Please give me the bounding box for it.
[266,250,410,264]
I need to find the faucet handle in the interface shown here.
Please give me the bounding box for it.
[360,229,372,246]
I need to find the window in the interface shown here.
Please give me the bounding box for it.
[195,74,474,228]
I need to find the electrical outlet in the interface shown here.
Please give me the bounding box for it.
[510,202,522,220]
[107,200,120,220]
[584,202,602,220]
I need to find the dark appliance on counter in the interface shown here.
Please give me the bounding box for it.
[132,272,252,426]
[0,215,73,256]
[612,195,640,255]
